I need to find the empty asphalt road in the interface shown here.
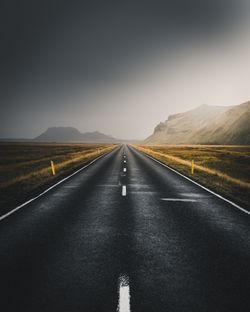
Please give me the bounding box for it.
[0,145,250,312]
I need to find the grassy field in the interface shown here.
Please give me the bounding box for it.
[0,143,117,214]
[134,144,250,210]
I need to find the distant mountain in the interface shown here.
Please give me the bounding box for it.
[145,101,250,144]
[34,127,117,143]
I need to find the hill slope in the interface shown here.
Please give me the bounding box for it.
[35,127,117,143]
[145,101,250,144]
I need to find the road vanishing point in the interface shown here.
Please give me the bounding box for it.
[0,145,249,312]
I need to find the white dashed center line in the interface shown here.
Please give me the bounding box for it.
[117,275,130,312]
[123,168,127,173]
[122,185,127,196]
[124,160,126,163]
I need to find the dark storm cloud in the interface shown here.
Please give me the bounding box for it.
[0,0,246,137]
[0,0,240,84]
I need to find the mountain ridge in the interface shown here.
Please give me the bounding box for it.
[145,101,250,144]
[34,127,117,143]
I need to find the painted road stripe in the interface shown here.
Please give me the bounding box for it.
[124,160,127,163]
[117,275,130,312]
[0,148,118,221]
[140,152,250,216]
[122,185,127,196]
[123,168,127,173]
[161,198,197,202]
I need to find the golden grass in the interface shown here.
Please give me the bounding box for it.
[1,145,114,188]
[133,144,250,209]
[135,145,250,189]
[0,143,117,213]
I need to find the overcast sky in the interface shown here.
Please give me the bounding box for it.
[0,0,249,139]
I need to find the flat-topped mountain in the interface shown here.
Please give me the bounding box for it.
[35,127,117,143]
[145,101,250,144]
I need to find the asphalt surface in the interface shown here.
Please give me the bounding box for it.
[0,144,250,312]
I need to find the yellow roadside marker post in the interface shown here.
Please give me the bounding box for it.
[191,160,194,175]
[50,160,56,176]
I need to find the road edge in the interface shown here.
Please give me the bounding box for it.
[131,146,250,216]
[0,147,119,221]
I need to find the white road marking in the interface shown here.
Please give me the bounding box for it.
[142,152,250,215]
[122,185,127,196]
[117,275,130,312]
[0,149,117,221]
[161,198,197,202]
[124,160,127,163]
[123,168,127,172]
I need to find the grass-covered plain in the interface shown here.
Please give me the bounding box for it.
[0,143,116,214]
[134,144,250,210]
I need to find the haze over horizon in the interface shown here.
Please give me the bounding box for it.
[1,0,250,140]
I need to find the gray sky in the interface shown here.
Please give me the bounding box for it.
[1,0,250,139]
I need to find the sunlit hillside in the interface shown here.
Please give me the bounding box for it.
[145,101,250,144]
